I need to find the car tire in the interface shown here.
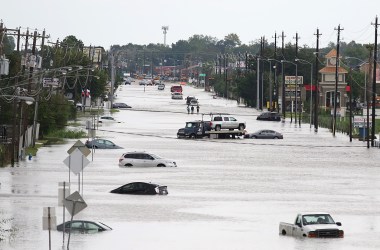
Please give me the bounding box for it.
[238,124,245,131]
[253,136,257,139]
[124,164,133,167]
[273,137,279,139]
[157,164,166,167]
[189,134,196,139]
[215,125,221,131]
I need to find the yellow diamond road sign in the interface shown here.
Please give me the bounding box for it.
[67,140,91,157]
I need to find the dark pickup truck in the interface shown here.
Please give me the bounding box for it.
[177,120,211,139]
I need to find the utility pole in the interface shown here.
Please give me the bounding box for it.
[273,32,280,112]
[333,25,343,137]
[256,38,261,110]
[371,16,378,147]
[281,31,286,121]
[32,29,47,147]
[314,28,322,133]
[293,32,300,125]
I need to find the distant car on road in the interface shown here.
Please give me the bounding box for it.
[157,83,165,90]
[118,151,177,167]
[98,116,116,123]
[244,129,283,139]
[257,111,281,121]
[112,102,132,109]
[110,182,168,195]
[85,139,122,149]
[171,92,183,99]
[57,220,112,233]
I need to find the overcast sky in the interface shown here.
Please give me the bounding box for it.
[1,0,379,50]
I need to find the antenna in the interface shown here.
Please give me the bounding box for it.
[162,26,169,46]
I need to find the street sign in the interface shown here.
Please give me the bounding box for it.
[353,116,372,128]
[285,76,303,85]
[67,140,91,157]
[43,78,60,88]
[199,73,206,77]
[63,148,90,175]
[42,207,57,230]
[63,191,87,216]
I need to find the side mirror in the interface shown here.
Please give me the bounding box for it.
[336,222,342,226]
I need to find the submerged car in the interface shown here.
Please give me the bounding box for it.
[85,139,122,149]
[98,116,116,123]
[244,130,283,139]
[112,102,132,109]
[257,111,281,121]
[118,151,177,167]
[110,182,168,195]
[57,220,112,233]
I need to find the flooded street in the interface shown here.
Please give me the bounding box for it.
[1,83,380,250]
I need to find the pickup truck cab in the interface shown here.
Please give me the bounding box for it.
[209,114,246,131]
[177,120,211,139]
[279,213,344,238]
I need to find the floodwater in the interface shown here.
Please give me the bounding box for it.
[1,83,380,250]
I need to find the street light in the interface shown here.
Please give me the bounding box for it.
[295,58,313,129]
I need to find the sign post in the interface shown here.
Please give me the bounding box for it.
[42,207,56,250]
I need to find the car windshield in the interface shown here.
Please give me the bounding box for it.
[149,153,162,159]
[98,222,112,230]
[302,214,335,225]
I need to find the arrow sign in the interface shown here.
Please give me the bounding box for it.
[63,191,87,216]
[63,148,90,175]
[67,140,91,157]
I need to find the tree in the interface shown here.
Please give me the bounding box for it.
[224,33,241,48]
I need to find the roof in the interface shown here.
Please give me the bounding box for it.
[319,67,348,74]
[325,49,337,58]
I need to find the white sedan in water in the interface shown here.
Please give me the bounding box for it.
[118,151,177,167]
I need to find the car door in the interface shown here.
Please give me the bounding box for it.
[294,215,304,237]
[223,117,230,129]
[143,153,155,167]
[229,117,238,129]
[97,139,105,148]
[84,222,103,233]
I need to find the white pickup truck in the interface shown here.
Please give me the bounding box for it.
[209,114,246,131]
[279,213,344,238]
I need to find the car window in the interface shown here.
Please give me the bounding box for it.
[105,140,114,146]
[70,222,83,230]
[98,139,105,144]
[214,117,222,121]
[85,222,101,230]
[124,153,135,159]
[229,117,237,121]
[121,183,134,191]
[224,117,230,121]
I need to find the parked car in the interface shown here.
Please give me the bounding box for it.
[257,111,281,121]
[118,151,177,167]
[139,80,148,85]
[57,220,112,233]
[279,213,344,238]
[244,129,283,139]
[157,83,165,90]
[209,114,246,131]
[110,182,168,195]
[85,139,122,149]
[98,116,116,123]
[112,102,132,109]
[171,92,183,100]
